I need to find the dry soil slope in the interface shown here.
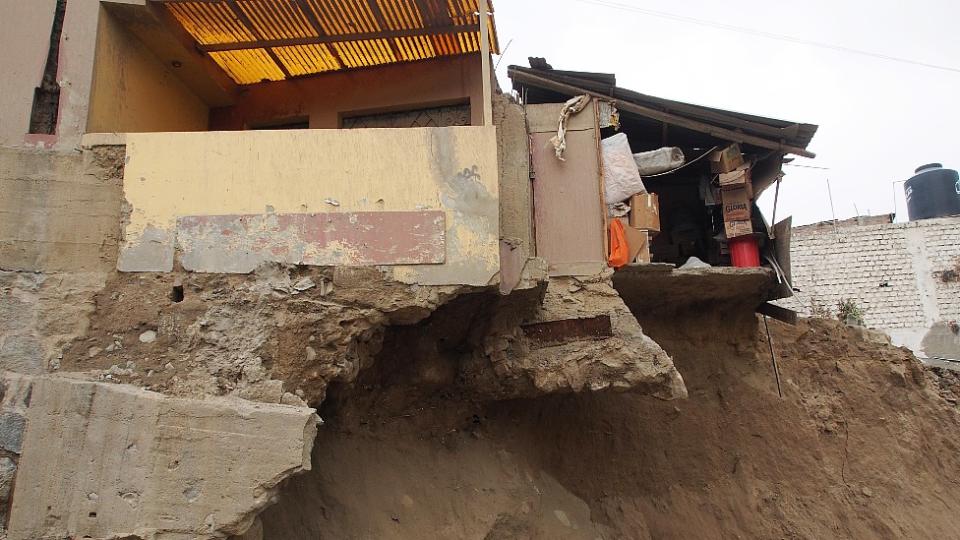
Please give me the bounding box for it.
[262,312,960,539]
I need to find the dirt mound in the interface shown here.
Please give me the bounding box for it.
[261,309,960,539]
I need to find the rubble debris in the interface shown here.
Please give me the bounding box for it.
[461,277,687,400]
[292,277,316,292]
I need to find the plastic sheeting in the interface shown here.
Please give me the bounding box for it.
[601,133,646,203]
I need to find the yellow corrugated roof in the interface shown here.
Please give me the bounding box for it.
[158,0,499,85]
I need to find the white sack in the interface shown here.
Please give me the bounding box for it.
[633,147,685,175]
[601,133,646,203]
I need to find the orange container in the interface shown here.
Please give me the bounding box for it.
[729,236,761,268]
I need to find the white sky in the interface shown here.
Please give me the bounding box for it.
[491,0,960,226]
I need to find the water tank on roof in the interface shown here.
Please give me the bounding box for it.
[904,163,960,221]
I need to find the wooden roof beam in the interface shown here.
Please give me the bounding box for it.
[199,24,479,52]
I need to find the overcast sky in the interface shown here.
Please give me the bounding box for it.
[491,0,960,226]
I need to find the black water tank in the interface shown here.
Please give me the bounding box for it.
[904,163,960,221]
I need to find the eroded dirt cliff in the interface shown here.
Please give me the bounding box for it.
[260,310,960,539]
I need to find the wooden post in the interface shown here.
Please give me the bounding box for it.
[478,0,493,126]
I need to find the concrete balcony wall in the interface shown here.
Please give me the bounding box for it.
[118,126,500,286]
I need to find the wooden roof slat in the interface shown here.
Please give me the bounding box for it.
[367,1,404,62]
[150,0,498,84]
[224,0,291,78]
[293,0,345,69]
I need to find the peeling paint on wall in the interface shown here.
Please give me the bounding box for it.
[175,211,446,273]
[118,127,500,285]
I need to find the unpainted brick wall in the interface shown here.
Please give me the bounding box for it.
[783,216,960,330]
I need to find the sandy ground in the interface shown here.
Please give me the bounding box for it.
[261,311,960,539]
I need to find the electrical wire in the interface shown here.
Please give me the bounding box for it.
[784,163,831,170]
[571,0,960,75]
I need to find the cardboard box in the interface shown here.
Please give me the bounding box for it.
[617,218,651,264]
[721,187,752,222]
[719,165,751,188]
[629,193,660,233]
[724,219,753,239]
[710,144,744,174]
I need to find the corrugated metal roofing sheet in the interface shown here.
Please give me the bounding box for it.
[158,0,498,85]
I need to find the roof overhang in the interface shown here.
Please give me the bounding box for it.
[509,65,818,159]
[150,0,499,84]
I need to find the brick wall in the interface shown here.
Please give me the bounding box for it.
[782,215,960,358]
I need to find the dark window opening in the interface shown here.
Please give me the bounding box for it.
[342,103,471,129]
[250,117,310,130]
[29,0,68,135]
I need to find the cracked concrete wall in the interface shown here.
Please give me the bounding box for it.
[0,145,123,379]
[494,94,533,260]
[3,371,318,540]
[118,127,500,286]
[0,146,123,272]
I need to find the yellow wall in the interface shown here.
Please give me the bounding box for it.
[120,127,500,286]
[87,7,209,134]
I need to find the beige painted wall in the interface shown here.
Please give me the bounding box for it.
[210,55,485,130]
[120,127,500,286]
[87,8,209,134]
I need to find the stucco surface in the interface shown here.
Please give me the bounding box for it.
[119,127,500,285]
[87,7,210,134]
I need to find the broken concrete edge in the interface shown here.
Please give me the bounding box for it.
[1,371,320,540]
[80,133,127,149]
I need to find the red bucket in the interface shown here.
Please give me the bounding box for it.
[729,236,761,268]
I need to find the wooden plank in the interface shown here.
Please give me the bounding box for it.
[510,69,817,159]
[525,103,596,134]
[511,66,803,142]
[757,302,798,325]
[594,101,609,261]
[522,316,613,345]
[771,216,794,300]
[530,130,605,272]
[176,211,446,273]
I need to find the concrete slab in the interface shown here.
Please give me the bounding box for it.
[5,373,319,540]
[614,264,779,313]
